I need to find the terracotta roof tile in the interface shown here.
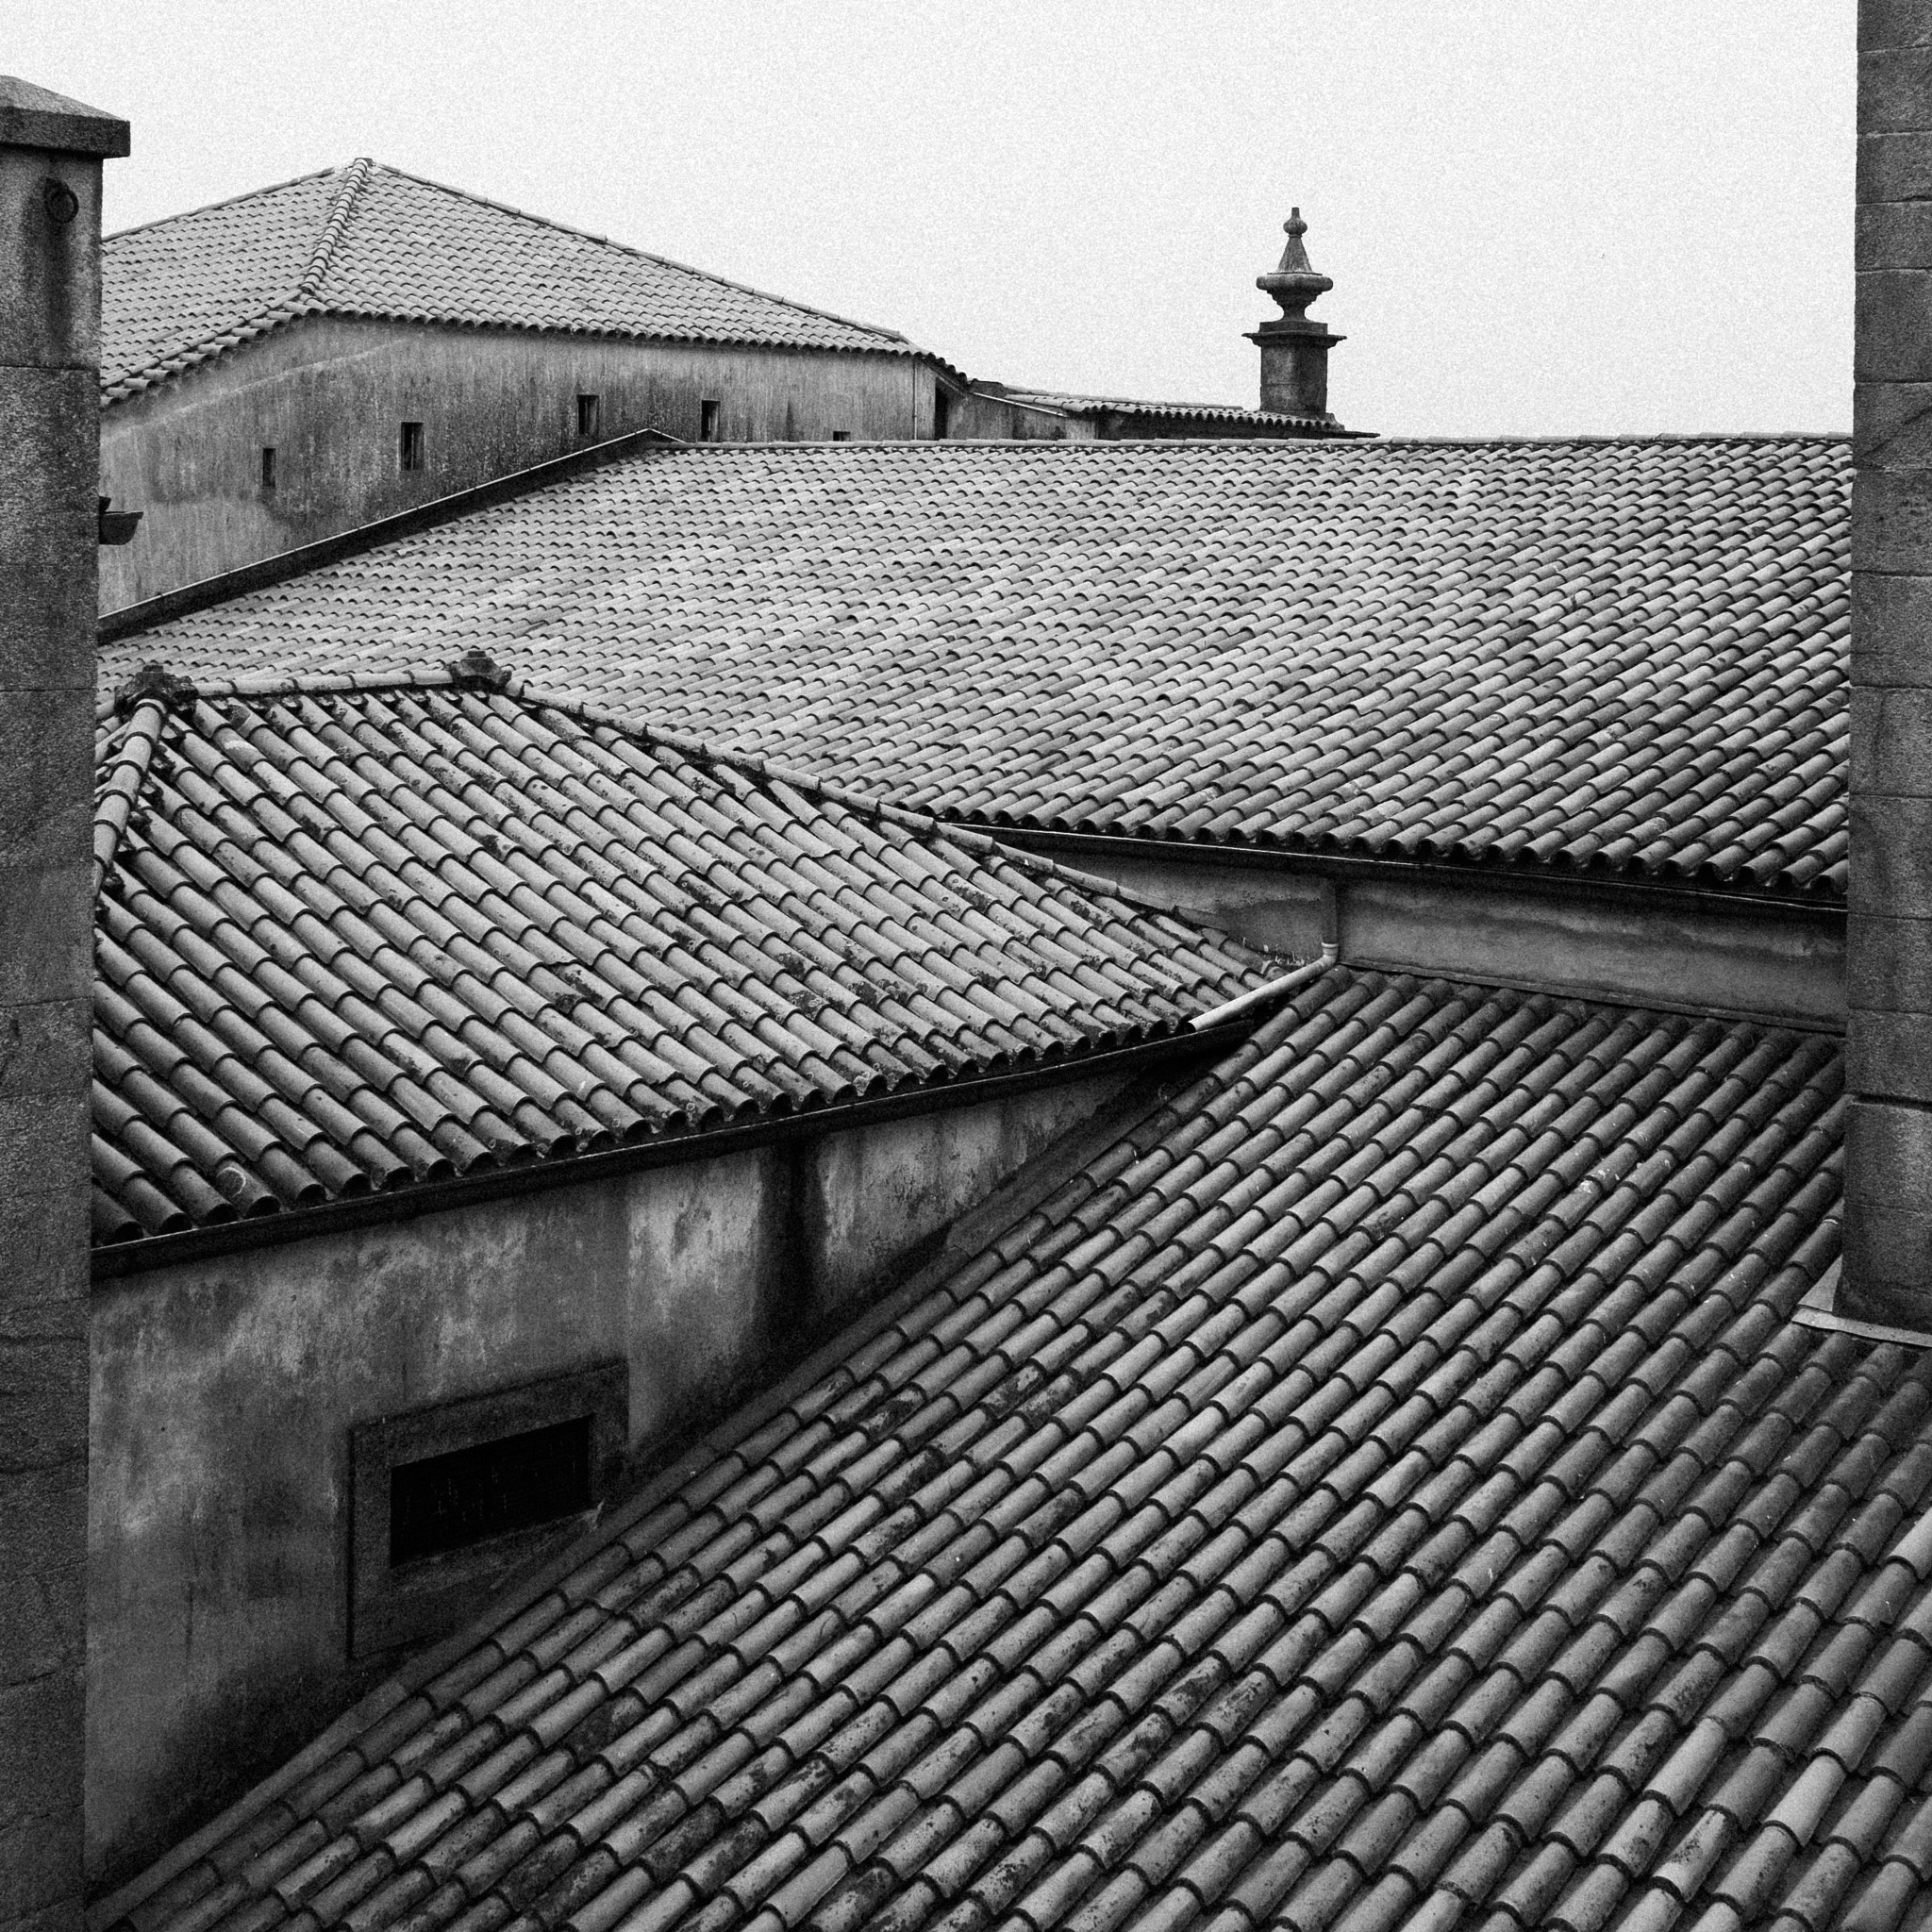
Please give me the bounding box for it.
[97,436,1852,899]
[101,163,915,402]
[89,673,1268,1247]
[111,968,1932,1932]
[991,390,1344,434]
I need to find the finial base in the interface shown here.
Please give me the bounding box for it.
[1246,328,1342,419]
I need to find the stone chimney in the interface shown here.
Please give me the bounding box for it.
[1848,4,1932,1327]
[0,75,127,1932]
[1248,208,1342,420]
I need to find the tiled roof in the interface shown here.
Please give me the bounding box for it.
[100,161,917,403]
[89,666,1268,1246]
[108,967,1932,1932]
[100,436,1854,900]
[994,390,1341,431]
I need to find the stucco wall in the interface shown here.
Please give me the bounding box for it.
[1026,842,1845,1027]
[945,390,1091,441]
[97,318,932,609]
[85,1067,1128,1890]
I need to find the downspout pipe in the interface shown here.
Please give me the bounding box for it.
[1189,943,1339,1033]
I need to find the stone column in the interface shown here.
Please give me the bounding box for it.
[1848,5,1932,1325]
[0,76,126,1932]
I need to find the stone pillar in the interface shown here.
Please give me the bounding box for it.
[0,76,127,1932]
[1247,208,1343,421]
[1848,5,1932,1325]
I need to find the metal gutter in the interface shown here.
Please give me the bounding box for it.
[96,426,684,644]
[91,1020,1255,1284]
[963,387,1076,422]
[971,824,1847,924]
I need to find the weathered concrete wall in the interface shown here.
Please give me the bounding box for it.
[945,389,1093,441]
[98,319,929,608]
[85,1067,1126,1890]
[0,84,126,1932]
[1023,842,1844,1027]
[1847,0,1932,1323]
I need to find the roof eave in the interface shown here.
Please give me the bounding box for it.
[91,1014,1265,1281]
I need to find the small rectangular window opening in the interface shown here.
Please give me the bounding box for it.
[576,392,601,438]
[830,429,852,442]
[259,445,277,490]
[933,390,950,441]
[698,398,721,442]
[349,1361,626,1657]
[399,420,425,472]
[388,1416,591,1567]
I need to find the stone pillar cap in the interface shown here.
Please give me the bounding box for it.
[0,75,129,156]
[1257,206,1333,321]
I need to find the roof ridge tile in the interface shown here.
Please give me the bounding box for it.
[295,156,372,298]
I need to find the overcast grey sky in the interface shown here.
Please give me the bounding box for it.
[28,1,1852,437]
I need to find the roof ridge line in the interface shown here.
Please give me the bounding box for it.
[506,679,1276,941]
[1351,429,1853,448]
[295,155,372,298]
[366,158,915,347]
[85,662,1273,971]
[102,161,342,244]
[1004,385,1318,415]
[153,666,458,705]
[92,698,170,904]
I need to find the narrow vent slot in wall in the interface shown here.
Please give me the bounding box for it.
[576,392,601,438]
[259,445,276,490]
[698,397,720,442]
[389,1416,591,1565]
[351,1360,626,1656]
[399,420,425,471]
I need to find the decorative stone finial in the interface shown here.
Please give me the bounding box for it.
[1247,205,1343,423]
[1256,207,1334,324]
